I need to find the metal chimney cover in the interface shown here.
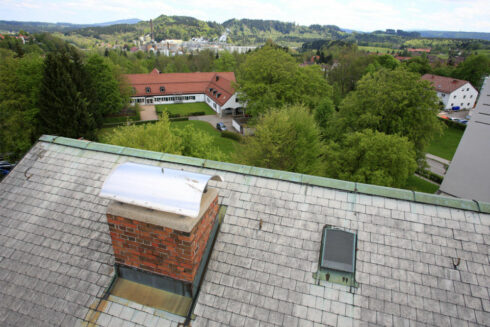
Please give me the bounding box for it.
[100,162,222,218]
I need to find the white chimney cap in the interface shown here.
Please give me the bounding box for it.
[100,162,223,218]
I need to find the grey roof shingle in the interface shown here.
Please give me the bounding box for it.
[0,138,489,326]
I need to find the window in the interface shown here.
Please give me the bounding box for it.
[451,103,454,106]
[463,95,466,99]
[467,103,470,106]
[454,95,456,98]
[217,93,221,98]
[160,86,165,93]
[461,103,463,106]
[314,226,357,287]
[209,88,213,93]
[467,88,469,91]
[441,94,445,97]
[145,87,151,93]
[470,95,473,98]
[213,90,217,95]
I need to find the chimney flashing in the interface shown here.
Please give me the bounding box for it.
[107,188,218,233]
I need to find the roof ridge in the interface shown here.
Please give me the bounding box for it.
[38,135,490,214]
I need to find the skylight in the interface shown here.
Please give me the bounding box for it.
[314,226,358,287]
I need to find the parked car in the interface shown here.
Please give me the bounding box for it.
[216,122,227,131]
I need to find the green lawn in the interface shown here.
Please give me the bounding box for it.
[404,175,439,194]
[171,120,238,156]
[426,126,464,160]
[156,102,215,116]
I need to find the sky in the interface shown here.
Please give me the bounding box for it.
[1,0,490,32]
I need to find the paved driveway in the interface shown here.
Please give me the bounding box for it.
[139,105,158,121]
[189,115,235,132]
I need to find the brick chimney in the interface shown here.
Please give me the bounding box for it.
[100,163,221,286]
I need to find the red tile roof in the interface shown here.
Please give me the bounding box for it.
[125,69,237,106]
[421,74,471,94]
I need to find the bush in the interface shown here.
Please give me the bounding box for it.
[416,168,443,184]
[438,117,466,130]
[169,117,189,122]
[189,111,206,116]
[168,113,181,118]
[221,130,242,142]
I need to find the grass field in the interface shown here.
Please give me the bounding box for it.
[359,46,396,54]
[170,120,238,156]
[404,175,439,194]
[156,102,215,116]
[426,126,464,161]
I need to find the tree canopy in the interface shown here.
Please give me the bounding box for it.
[0,53,43,160]
[239,105,323,175]
[330,68,443,159]
[237,44,332,116]
[324,130,417,188]
[453,54,490,89]
[101,114,225,160]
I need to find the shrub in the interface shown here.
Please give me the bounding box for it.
[416,168,443,184]
[221,130,242,142]
[438,117,466,130]
[189,111,206,116]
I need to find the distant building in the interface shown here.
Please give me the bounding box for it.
[407,48,431,53]
[439,76,490,201]
[421,74,478,110]
[126,69,243,116]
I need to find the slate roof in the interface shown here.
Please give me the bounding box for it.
[440,77,490,202]
[125,69,236,106]
[0,136,489,327]
[421,74,473,94]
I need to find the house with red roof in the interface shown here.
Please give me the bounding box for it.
[421,74,478,110]
[125,69,242,116]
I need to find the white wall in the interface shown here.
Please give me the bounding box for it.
[438,83,478,110]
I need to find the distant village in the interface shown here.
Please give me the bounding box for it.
[126,20,257,56]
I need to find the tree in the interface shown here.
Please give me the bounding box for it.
[454,54,490,90]
[330,68,443,159]
[101,114,225,160]
[237,44,332,116]
[213,51,237,72]
[324,130,417,188]
[37,49,96,139]
[239,105,323,175]
[314,98,335,135]
[0,53,43,160]
[404,56,431,75]
[85,54,128,125]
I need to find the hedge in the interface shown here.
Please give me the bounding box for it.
[416,169,444,184]
[438,117,467,130]
[221,131,242,142]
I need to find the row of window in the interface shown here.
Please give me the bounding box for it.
[153,96,196,102]
[453,94,473,99]
[209,88,222,99]
[451,103,471,107]
[143,86,166,94]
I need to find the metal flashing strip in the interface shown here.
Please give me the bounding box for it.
[39,135,490,214]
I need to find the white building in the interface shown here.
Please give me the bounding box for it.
[422,74,478,110]
[126,69,243,116]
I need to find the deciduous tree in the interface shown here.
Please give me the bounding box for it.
[239,105,323,175]
[330,68,443,159]
[324,130,417,188]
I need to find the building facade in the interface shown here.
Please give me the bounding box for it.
[126,69,243,116]
[422,74,478,110]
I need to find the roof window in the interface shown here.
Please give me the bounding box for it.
[160,86,165,93]
[217,93,221,98]
[213,90,217,95]
[216,75,219,81]
[145,87,151,93]
[314,226,358,287]
[209,88,213,92]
